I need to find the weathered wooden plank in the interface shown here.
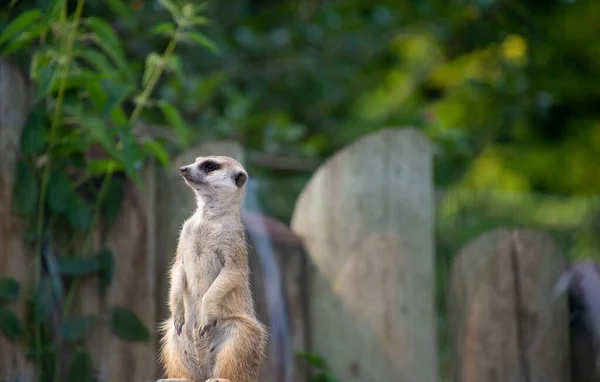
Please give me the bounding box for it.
[244,211,308,382]
[448,229,570,382]
[0,58,35,381]
[291,127,437,382]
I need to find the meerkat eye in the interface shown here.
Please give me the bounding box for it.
[201,160,220,172]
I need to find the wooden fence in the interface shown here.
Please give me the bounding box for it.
[1,59,598,382]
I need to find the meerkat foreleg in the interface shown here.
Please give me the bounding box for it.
[169,258,187,335]
[198,266,240,336]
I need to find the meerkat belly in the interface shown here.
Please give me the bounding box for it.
[182,251,221,322]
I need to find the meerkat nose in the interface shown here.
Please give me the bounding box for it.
[179,166,188,174]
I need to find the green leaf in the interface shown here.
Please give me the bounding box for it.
[101,177,124,226]
[191,16,211,26]
[1,21,48,55]
[142,52,161,87]
[110,307,151,341]
[297,352,329,370]
[61,316,96,343]
[158,101,190,147]
[87,159,124,175]
[101,82,133,118]
[151,22,175,36]
[57,256,100,276]
[47,167,72,214]
[12,159,38,216]
[0,278,20,302]
[30,277,54,324]
[87,17,132,79]
[66,193,92,231]
[0,306,23,341]
[79,48,118,76]
[0,9,42,47]
[105,0,134,26]
[68,351,94,382]
[142,139,170,168]
[158,0,181,18]
[34,64,58,104]
[20,107,47,156]
[166,55,184,83]
[82,118,124,167]
[183,31,219,53]
[96,248,115,294]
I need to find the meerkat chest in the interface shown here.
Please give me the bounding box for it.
[179,222,225,294]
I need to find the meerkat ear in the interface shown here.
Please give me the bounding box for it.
[234,171,247,188]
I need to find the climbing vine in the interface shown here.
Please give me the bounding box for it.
[0,1,215,380]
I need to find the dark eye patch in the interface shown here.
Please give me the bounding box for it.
[200,160,220,172]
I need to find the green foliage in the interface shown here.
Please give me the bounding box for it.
[297,352,340,382]
[1,0,218,379]
[0,278,21,303]
[60,316,95,343]
[67,351,94,382]
[110,307,151,342]
[0,306,23,341]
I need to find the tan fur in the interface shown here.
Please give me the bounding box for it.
[159,156,268,382]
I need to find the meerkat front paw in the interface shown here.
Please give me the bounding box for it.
[198,307,218,338]
[173,312,185,335]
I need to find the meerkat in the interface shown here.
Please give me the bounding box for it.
[159,155,268,382]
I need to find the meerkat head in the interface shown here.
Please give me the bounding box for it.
[179,155,248,203]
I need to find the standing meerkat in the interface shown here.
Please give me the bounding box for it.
[159,155,268,382]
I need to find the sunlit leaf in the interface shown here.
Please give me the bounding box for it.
[87,159,124,175]
[110,307,151,341]
[1,21,48,55]
[0,278,20,302]
[151,22,175,36]
[12,159,38,216]
[0,307,22,341]
[182,31,219,53]
[0,9,42,47]
[61,316,96,343]
[68,351,94,382]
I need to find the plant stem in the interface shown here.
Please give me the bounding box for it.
[31,0,85,381]
[61,26,181,322]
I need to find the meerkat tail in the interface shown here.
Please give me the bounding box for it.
[211,315,268,382]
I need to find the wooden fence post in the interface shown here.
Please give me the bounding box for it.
[0,59,35,381]
[291,127,437,382]
[448,228,570,382]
